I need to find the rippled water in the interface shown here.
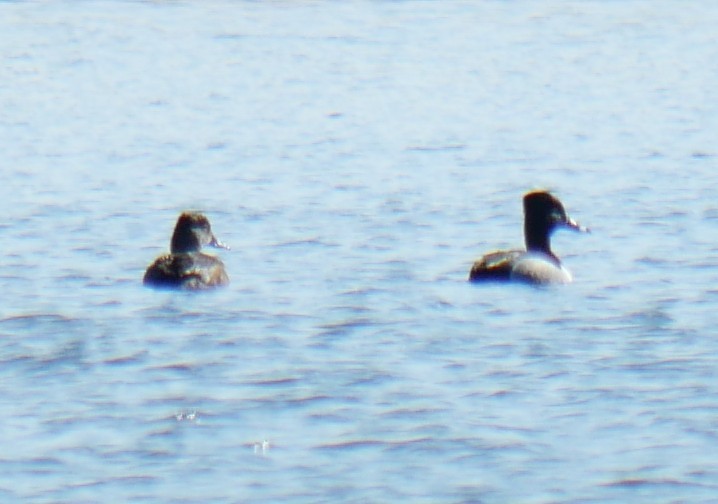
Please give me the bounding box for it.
[3,1,718,502]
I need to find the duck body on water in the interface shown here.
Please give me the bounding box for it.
[143,212,229,290]
[469,191,589,285]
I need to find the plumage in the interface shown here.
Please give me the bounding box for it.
[469,191,588,284]
[143,212,229,290]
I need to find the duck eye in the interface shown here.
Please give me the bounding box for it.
[550,209,565,222]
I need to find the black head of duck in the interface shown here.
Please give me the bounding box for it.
[469,190,589,284]
[144,212,230,290]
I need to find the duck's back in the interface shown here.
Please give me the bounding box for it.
[469,249,523,282]
[143,253,229,290]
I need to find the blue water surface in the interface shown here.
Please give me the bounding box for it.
[2,1,718,502]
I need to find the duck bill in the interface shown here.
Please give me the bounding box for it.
[209,234,231,250]
[565,217,590,233]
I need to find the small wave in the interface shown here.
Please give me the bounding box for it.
[247,377,300,387]
[272,237,335,248]
[286,394,333,406]
[0,313,73,325]
[602,478,707,490]
[405,144,466,152]
[315,318,379,339]
[104,352,147,366]
[316,439,388,451]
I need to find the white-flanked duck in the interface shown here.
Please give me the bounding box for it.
[469,191,588,284]
[144,212,229,290]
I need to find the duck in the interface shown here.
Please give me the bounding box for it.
[468,190,588,284]
[143,212,229,289]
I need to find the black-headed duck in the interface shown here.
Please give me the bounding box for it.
[469,191,588,284]
[144,212,229,290]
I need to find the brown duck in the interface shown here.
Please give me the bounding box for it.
[144,212,229,290]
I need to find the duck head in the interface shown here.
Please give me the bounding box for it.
[170,212,229,254]
[523,191,588,258]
